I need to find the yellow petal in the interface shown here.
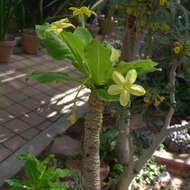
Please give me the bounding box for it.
[73,9,81,16]
[81,7,91,16]
[125,69,137,85]
[120,90,130,106]
[108,85,123,95]
[112,71,125,86]
[68,111,77,124]
[110,48,121,62]
[128,84,146,96]
[90,10,97,16]
[144,97,151,103]
[69,7,78,11]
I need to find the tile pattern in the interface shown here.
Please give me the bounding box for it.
[0,51,89,163]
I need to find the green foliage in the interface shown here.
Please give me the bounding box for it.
[6,153,72,190]
[84,39,112,85]
[114,59,161,76]
[70,172,85,190]
[134,158,166,186]
[100,125,118,161]
[96,89,120,102]
[29,72,83,84]
[0,0,23,41]
[74,27,93,45]
[36,25,76,61]
[34,17,158,106]
[109,163,126,182]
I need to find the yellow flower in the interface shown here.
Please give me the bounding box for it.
[108,70,146,106]
[154,96,165,107]
[154,99,161,107]
[110,109,117,117]
[158,96,165,102]
[69,6,96,17]
[173,46,181,54]
[101,182,108,187]
[144,97,152,104]
[159,0,168,6]
[173,41,181,47]
[139,20,146,27]
[68,111,77,125]
[46,18,75,35]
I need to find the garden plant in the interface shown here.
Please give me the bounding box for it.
[24,0,190,190]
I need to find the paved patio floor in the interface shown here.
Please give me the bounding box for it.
[0,50,89,184]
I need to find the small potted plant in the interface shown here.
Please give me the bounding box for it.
[21,0,63,54]
[0,0,22,63]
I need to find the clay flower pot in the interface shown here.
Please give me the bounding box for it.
[154,150,190,177]
[21,32,41,54]
[0,40,16,63]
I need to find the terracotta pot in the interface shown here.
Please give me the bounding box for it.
[0,40,16,63]
[21,33,41,54]
[154,150,190,177]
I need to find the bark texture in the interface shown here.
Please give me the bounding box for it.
[115,109,133,164]
[83,91,106,190]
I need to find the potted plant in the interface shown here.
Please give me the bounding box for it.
[21,0,67,54]
[0,0,22,63]
[20,0,45,54]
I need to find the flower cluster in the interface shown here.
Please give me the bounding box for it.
[172,41,183,55]
[159,0,169,6]
[144,90,165,107]
[69,6,96,17]
[46,18,75,35]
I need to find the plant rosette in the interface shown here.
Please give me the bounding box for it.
[29,9,160,119]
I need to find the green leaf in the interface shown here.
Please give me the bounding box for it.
[36,25,74,61]
[49,182,68,190]
[85,39,112,86]
[18,153,41,182]
[41,154,54,166]
[28,72,83,84]
[114,59,160,75]
[74,27,93,45]
[96,88,119,102]
[55,168,72,178]
[6,179,30,190]
[62,31,89,74]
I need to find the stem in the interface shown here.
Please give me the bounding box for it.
[83,91,106,190]
[144,30,153,58]
[80,14,85,28]
[115,103,133,165]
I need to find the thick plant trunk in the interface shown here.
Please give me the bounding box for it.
[115,109,132,164]
[121,27,146,61]
[83,91,106,190]
[113,64,177,190]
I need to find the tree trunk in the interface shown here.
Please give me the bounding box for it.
[83,91,106,190]
[115,109,132,164]
[114,64,177,190]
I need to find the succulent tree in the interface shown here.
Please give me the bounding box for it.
[29,6,159,190]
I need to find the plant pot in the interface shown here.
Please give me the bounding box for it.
[21,33,41,54]
[154,150,190,177]
[0,40,16,63]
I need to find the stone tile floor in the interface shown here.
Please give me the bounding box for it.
[0,50,89,163]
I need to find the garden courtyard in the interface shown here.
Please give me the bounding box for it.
[1,0,190,190]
